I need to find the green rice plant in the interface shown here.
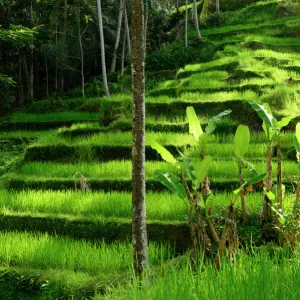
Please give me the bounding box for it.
[0,231,171,276]
[15,159,299,182]
[179,90,257,103]
[35,131,197,147]
[0,190,284,221]
[102,250,300,300]
[10,112,99,123]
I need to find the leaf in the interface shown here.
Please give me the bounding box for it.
[186,106,203,141]
[194,156,213,190]
[234,172,267,194]
[178,150,197,181]
[154,171,187,199]
[234,125,250,157]
[148,137,177,165]
[264,188,276,201]
[203,192,214,208]
[276,114,298,130]
[205,110,232,135]
[249,102,277,131]
[293,135,300,153]
[296,122,300,143]
[205,214,219,222]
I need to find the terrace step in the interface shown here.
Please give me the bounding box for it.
[5,177,295,193]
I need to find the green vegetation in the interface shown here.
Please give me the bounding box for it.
[1,0,300,298]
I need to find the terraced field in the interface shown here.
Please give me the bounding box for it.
[0,0,299,298]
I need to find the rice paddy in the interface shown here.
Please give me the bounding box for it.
[0,0,300,298]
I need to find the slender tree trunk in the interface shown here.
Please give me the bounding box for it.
[45,58,49,98]
[144,0,148,50]
[192,0,201,40]
[29,0,34,101]
[176,0,179,15]
[61,0,68,91]
[121,20,127,75]
[131,0,149,277]
[19,55,23,106]
[55,0,60,92]
[185,0,188,47]
[111,0,124,73]
[216,0,220,16]
[124,2,132,56]
[77,7,85,98]
[22,56,30,103]
[97,0,110,97]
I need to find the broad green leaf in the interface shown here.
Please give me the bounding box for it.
[276,114,298,130]
[296,122,300,143]
[234,172,267,194]
[249,102,276,132]
[178,150,197,181]
[154,171,187,199]
[186,106,203,141]
[234,125,250,157]
[194,156,213,190]
[203,192,214,208]
[264,188,276,201]
[205,110,232,135]
[148,137,177,165]
[293,135,300,153]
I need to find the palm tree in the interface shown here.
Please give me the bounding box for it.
[96,0,110,97]
[192,0,201,40]
[111,0,124,72]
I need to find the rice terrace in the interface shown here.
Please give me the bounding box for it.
[0,0,300,299]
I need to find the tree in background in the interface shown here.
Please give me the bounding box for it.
[96,0,110,97]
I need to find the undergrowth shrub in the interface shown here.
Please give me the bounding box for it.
[276,0,300,18]
[146,40,216,71]
[261,85,298,110]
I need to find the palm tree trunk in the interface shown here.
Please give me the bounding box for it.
[61,0,68,91]
[185,0,188,47]
[111,0,124,73]
[216,0,220,16]
[45,58,49,98]
[96,0,110,97]
[29,0,34,101]
[124,2,131,56]
[121,19,126,75]
[77,6,85,98]
[192,0,201,40]
[131,0,149,277]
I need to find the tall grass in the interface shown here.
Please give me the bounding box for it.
[0,231,170,276]
[16,160,299,181]
[0,190,283,220]
[35,131,197,147]
[102,250,300,300]
[10,112,99,123]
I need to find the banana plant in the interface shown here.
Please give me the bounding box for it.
[249,102,298,219]
[186,106,231,196]
[148,136,218,258]
[215,171,267,269]
[234,124,250,223]
[292,122,300,215]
